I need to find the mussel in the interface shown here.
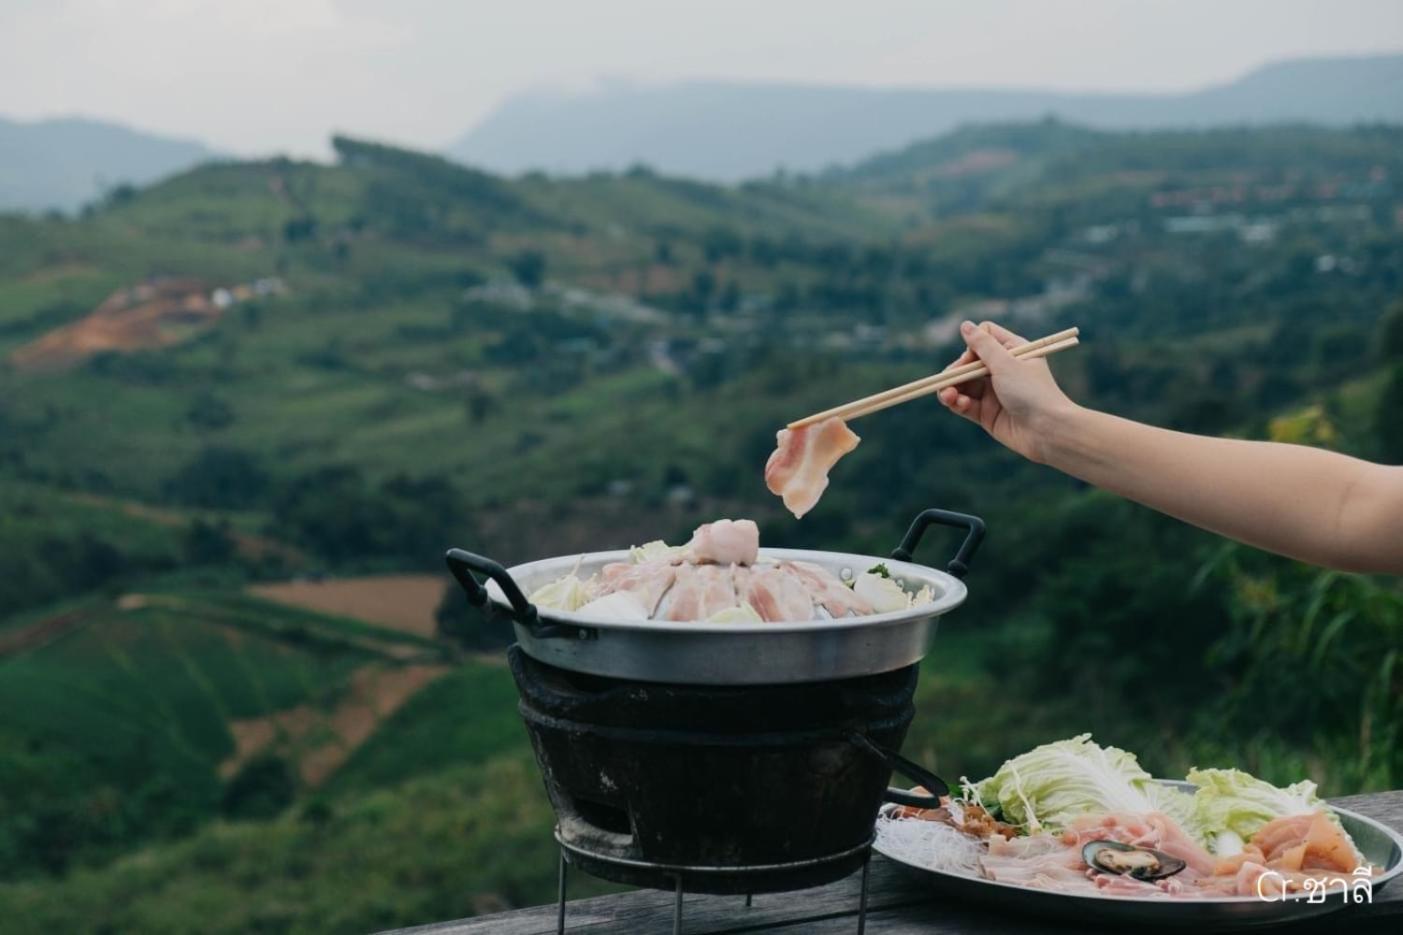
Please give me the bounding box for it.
[1082,840,1187,882]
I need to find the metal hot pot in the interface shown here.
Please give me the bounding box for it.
[444,508,982,900]
[445,508,984,686]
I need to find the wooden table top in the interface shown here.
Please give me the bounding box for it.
[385,790,1403,934]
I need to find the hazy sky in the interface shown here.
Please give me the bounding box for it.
[3,0,1401,157]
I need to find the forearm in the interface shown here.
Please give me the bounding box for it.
[1038,404,1403,574]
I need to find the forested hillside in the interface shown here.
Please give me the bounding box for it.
[1,121,1400,932]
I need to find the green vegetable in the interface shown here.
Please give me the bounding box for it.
[630,540,682,563]
[965,738,1359,856]
[867,563,891,579]
[854,571,913,613]
[1188,767,1330,846]
[973,734,1202,841]
[528,574,590,611]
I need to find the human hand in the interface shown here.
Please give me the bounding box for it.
[936,320,1076,463]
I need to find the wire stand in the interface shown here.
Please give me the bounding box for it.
[554,841,873,934]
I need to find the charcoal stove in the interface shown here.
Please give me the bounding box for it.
[510,646,948,933]
[448,509,983,933]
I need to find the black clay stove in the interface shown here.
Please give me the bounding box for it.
[509,645,919,899]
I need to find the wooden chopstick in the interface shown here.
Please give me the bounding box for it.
[837,336,1079,423]
[787,326,1081,429]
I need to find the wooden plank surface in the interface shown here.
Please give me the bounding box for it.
[384,790,1403,935]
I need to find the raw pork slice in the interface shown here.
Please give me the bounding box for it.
[787,561,874,617]
[739,564,818,622]
[686,519,759,566]
[764,418,860,518]
[597,561,677,616]
[659,565,741,621]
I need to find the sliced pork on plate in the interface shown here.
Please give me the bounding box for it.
[876,735,1381,902]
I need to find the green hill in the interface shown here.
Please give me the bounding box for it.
[1,121,1400,931]
[0,587,455,877]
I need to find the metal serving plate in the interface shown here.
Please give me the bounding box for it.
[874,780,1403,931]
[486,548,968,685]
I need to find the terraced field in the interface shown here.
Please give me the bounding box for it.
[251,574,448,639]
[0,587,458,875]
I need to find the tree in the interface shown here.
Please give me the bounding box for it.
[185,392,234,430]
[465,387,497,424]
[221,754,296,820]
[104,182,139,207]
[689,269,715,315]
[1312,324,1368,377]
[270,467,463,566]
[240,302,263,330]
[434,582,511,650]
[283,216,318,243]
[507,249,546,288]
[702,226,742,263]
[164,448,271,509]
[1380,299,1403,361]
[185,519,236,565]
[719,280,740,313]
[1376,364,1403,464]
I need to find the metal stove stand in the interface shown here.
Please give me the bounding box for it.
[553,831,874,935]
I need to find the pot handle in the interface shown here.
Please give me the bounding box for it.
[445,548,539,628]
[444,549,597,642]
[890,509,985,580]
[849,733,950,809]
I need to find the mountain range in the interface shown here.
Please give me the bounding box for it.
[451,53,1403,180]
[1,52,1400,213]
[0,115,213,213]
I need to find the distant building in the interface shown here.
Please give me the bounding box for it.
[1082,224,1120,245]
[1239,221,1278,244]
[462,280,533,311]
[1164,214,1246,235]
[543,283,664,323]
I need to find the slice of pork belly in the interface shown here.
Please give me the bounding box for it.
[738,563,818,622]
[658,564,742,621]
[685,518,759,566]
[598,560,678,616]
[786,561,874,617]
[764,417,861,519]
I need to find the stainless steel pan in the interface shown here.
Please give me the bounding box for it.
[445,508,984,685]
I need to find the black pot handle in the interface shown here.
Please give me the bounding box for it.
[890,509,985,580]
[445,548,539,628]
[849,733,950,809]
[444,549,597,641]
